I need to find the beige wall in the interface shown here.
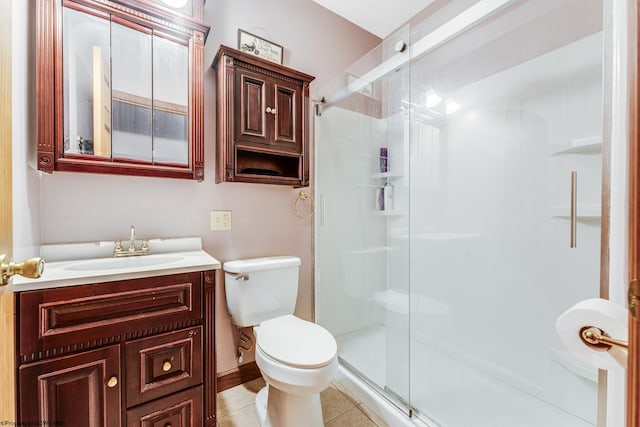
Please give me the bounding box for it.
[27,0,379,376]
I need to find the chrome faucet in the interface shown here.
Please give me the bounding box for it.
[114,225,150,257]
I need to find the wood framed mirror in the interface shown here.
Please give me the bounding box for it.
[36,0,209,180]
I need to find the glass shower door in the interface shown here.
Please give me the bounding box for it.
[315,26,412,412]
[407,0,604,425]
[316,0,606,425]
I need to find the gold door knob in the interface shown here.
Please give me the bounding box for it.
[0,254,45,286]
[107,376,118,388]
[162,361,172,372]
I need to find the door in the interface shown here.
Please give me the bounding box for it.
[628,14,640,418]
[272,77,302,153]
[235,68,303,153]
[19,345,122,426]
[235,68,268,146]
[630,189,640,423]
[315,24,413,415]
[0,0,14,420]
[407,6,604,422]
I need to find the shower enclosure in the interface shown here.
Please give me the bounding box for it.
[315,0,607,425]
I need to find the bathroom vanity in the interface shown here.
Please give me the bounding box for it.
[12,240,220,427]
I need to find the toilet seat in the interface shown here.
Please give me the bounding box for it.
[255,315,337,369]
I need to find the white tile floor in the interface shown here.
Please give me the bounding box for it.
[217,378,389,427]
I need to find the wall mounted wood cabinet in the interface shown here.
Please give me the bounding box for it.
[36,0,210,180]
[213,45,315,186]
[16,271,217,426]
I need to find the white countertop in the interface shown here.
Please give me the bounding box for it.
[13,237,221,292]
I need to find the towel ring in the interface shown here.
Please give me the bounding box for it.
[295,191,315,218]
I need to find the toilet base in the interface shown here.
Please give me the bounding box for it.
[255,385,323,427]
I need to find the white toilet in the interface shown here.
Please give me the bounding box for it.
[223,256,338,427]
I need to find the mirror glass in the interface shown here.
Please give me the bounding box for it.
[63,7,110,157]
[153,36,189,166]
[62,7,191,168]
[111,22,153,163]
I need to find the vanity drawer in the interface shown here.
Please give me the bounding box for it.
[18,272,203,356]
[125,326,203,407]
[127,385,203,427]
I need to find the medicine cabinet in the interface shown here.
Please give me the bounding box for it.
[36,0,210,180]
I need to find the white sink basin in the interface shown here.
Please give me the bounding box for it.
[12,238,222,292]
[64,255,183,272]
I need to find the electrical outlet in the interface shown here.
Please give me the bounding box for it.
[211,210,232,231]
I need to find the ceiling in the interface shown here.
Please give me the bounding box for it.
[311,0,435,38]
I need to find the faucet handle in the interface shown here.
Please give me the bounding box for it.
[114,240,123,256]
[141,239,149,252]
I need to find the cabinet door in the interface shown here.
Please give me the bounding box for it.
[19,345,121,426]
[235,68,269,146]
[272,77,303,153]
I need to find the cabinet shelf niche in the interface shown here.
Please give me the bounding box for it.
[235,148,302,185]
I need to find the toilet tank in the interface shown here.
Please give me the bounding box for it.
[223,256,301,327]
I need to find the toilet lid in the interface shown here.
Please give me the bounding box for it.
[256,315,337,369]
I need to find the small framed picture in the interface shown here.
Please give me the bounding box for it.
[237,29,283,64]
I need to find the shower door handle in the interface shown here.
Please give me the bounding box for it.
[570,171,577,248]
[319,194,325,226]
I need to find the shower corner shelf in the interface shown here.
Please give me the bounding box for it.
[549,136,602,155]
[549,204,601,219]
[372,172,403,180]
[373,210,404,217]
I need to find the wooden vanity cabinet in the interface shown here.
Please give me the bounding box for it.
[213,45,315,186]
[15,271,217,427]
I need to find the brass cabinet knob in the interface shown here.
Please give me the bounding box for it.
[0,254,45,286]
[271,108,277,115]
[162,361,172,372]
[107,376,118,388]
[266,107,272,113]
